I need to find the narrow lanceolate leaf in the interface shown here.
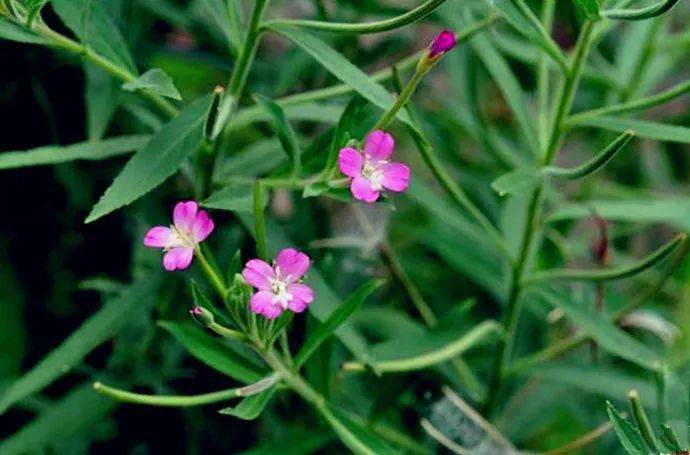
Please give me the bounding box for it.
[606,401,647,455]
[158,321,266,384]
[601,0,681,20]
[86,95,211,223]
[254,95,302,177]
[491,167,543,196]
[570,116,690,144]
[203,183,255,214]
[219,384,277,420]
[267,24,414,128]
[533,289,662,371]
[122,68,182,100]
[321,405,398,455]
[294,280,383,368]
[0,275,163,414]
[85,64,120,140]
[524,234,685,284]
[0,17,48,44]
[544,130,634,179]
[0,135,149,170]
[323,96,364,176]
[345,321,501,373]
[0,384,115,455]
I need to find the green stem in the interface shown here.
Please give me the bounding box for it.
[266,0,449,35]
[373,64,427,131]
[262,348,325,409]
[536,0,555,149]
[194,248,228,299]
[252,180,268,260]
[207,321,248,341]
[227,0,270,96]
[93,382,242,407]
[628,389,659,452]
[36,26,178,117]
[509,0,568,72]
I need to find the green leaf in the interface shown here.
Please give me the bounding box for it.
[323,96,364,175]
[601,0,681,21]
[203,183,255,214]
[122,68,182,101]
[52,0,136,72]
[532,288,662,371]
[255,94,302,176]
[320,405,398,455]
[0,257,25,378]
[570,115,690,144]
[606,401,647,455]
[24,0,49,26]
[574,0,601,19]
[218,385,277,420]
[0,275,163,414]
[0,17,48,44]
[158,321,266,383]
[491,167,543,196]
[355,320,501,373]
[236,428,331,455]
[85,64,120,140]
[302,181,330,198]
[0,135,149,170]
[267,24,413,128]
[660,424,683,452]
[86,95,211,223]
[294,280,383,368]
[0,384,115,455]
[524,234,685,283]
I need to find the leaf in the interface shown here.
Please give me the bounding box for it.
[606,401,647,455]
[660,424,683,452]
[52,0,136,72]
[0,383,115,455]
[218,385,277,420]
[0,135,148,170]
[236,428,331,455]
[294,280,383,368]
[0,257,25,378]
[302,181,330,198]
[321,405,398,455]
[86,95,211,223]
[570,115,690,144]
[532,288,662,371]
[267,24,414,127]
[574,0,601,19]
[158,321,266,383]
[203,183,255,214]
[24,0,49,26]
[122,68,182,101]
[491,167,543,196]
[85,64,120,140]
[601,0,681,20]
[0,275,163,414]
[360,320,501,373]
[255,94,302,176]
[0,17,48,44]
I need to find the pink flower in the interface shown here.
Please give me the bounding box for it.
[143,201,215,271]
[337,130,410,203]
[242,248,315,320]
[428,29,457,58]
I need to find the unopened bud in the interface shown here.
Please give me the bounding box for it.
[428,29,457,59]
[190,306,214,327]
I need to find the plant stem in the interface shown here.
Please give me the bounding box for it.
[252,180,268,260]
[373,64,427,131]
[227,0,270,97]
[486,20,596,414]
[536,0,555,149]
[93,382,243,407]
[194,248,228,298]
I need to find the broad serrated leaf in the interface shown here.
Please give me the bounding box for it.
[0,274,163,414]
[294,280,382,368]
[606,401,647,455]
[86,95,211,223]
[122,68,182,101]
[85,63,120,140]
[158,321,266,384]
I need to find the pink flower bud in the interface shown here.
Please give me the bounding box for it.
[428,29,457,58]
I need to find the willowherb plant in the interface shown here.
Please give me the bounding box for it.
[1,0,690,453]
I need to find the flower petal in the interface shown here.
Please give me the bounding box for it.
[351,176,380,203]
[275,248,311,282]
[338,147,364,178]
[363,130,394,160]
[173,201,198,233]
[242,259,275,290]
[191,210,214,243]
[287,283,314,313]
[250,291,283,319]
[144,226,174,248]
[381,162,410,192]
[163,247,194,271]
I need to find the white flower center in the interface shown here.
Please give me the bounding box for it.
[270,277,293,309]
[167,225,196,250]
[362,159,385,191]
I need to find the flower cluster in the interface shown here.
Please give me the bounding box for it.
[143,30,456,321]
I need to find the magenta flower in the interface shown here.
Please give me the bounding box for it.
[143,201,214,271]
[428,29,457,58]
[242,248,315,320]
[337,130,410,203]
